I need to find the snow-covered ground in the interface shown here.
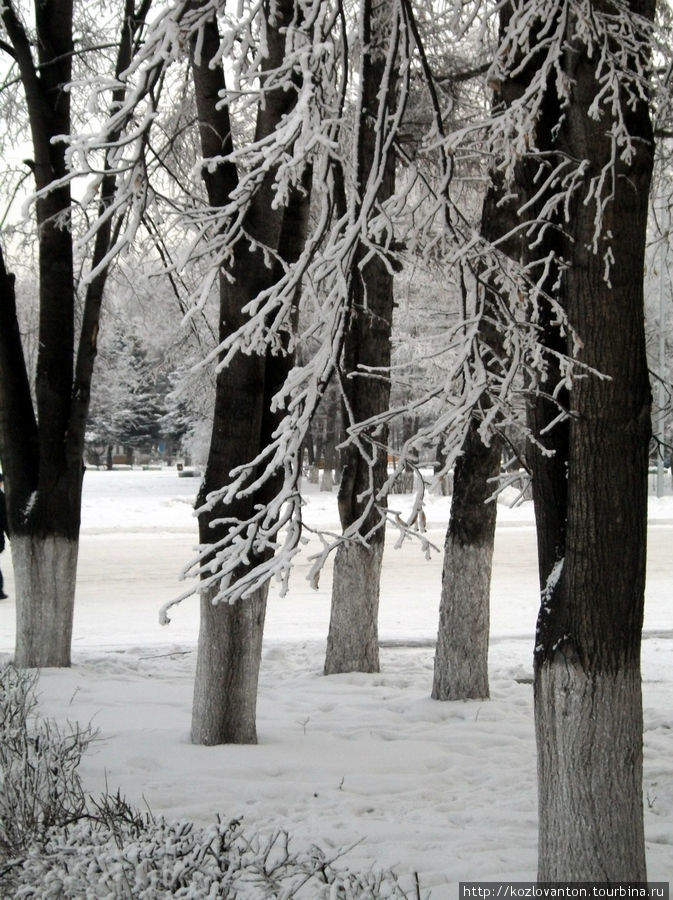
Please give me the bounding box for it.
[0,469,671,897]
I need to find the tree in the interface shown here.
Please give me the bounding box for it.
[0,0,155,667]
[184,0,313,744]
[483,0,656,878]
[535,1,654,876]
[154,0,420,737]
[431,285,502,699]
[323,0,400,675]
[431,143,515,703]
[86,333,181,466]
[155,0,584,746]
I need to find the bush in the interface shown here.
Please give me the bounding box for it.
[0,665,96,860]
[0,666,421,899]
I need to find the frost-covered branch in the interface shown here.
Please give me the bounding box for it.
[67,0,659,617]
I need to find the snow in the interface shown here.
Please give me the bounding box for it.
[0,468,671,897]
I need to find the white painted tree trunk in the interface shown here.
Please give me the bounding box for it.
[320,468,333,492]
[432,540,492,700]
[191,585,268,745]
[324,541,383,675]
[12,535,78,668]
[536,658,647,880]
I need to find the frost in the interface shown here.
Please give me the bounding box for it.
[22,492,37,523]
[541,557,564,611]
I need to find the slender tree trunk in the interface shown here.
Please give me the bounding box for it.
[532,0,654,879]
[324,0,397,676]
[432,422,500,700]
[432,156,514,701]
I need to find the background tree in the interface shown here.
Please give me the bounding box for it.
[86,334,182,467]
[431,46,510,703]
[431,216,504,701]
[323,0,400,675]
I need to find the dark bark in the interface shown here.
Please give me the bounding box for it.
[534,12,654,674]
[518,38,569,611]
[432,416,500,700]
[444,427,500,556]
[0,0,76,529]
[190,0,312,744]
[324,0,398,675]
[0,246,39,525]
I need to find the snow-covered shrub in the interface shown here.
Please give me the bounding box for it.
[9,816,416,898]
[0,666,419,898]
[0,665,96,860]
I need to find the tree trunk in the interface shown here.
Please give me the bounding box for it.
[531,0,654,879]
[13,536,78,668]
[325,542,383,674]
[191,355,269,744]
[191,586,268,745]
[324,0,397,676]
[188,0,311,743]
[431,131,516,702]
[536,663,646,878]
[432,422,500,700]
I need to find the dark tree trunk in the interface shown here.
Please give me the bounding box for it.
[189,1,311,744]
[432,421,500,700]
[324,0,397,675]
[304,437,315,469]
[432,156,518,701]
[526,0,655,879]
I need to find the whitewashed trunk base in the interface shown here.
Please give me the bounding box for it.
[432,540,491,700]
[324,542,383,675]
[191,586,268,745]
[12,535,78,668]
[536,658,646,880]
